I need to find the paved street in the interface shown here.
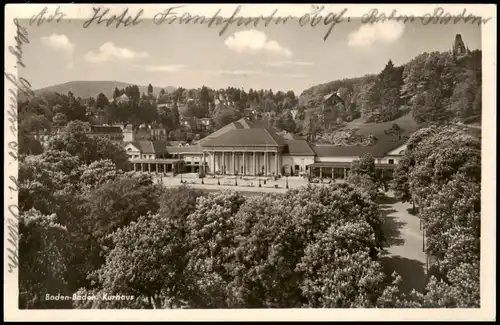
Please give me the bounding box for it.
[379,191,427,293]
[153,172,343,194]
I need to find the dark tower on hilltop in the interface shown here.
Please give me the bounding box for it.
[452,34,470,58]
[147,83,153,96]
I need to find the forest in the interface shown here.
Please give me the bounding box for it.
[19,49,481,149]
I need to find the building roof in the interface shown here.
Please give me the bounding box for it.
[312,138,407,158]
[278,130,305,140]
[91,126,122,133]
[166,145,203,154]
[125,141,155,154]
[284,139,315,156]
[202,128,287,147]
[152,140,168,154]
[166,141,186,147]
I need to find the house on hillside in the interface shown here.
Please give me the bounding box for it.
[115,124,134,142]
[134,125,168,141]
[32,124,124,147]
[110,93,129,104]
[322,91,346,128]
[88,125,124,142]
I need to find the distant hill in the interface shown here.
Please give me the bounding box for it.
[32,81,176,99]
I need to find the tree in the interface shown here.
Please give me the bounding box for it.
[350,153,377,182]
[185,191,246,308]
[227,184,384,308]
[48,120,96,164]
[228,193,307,308]
[171,103,181,129]
[391,156,413,208]
[94,137,130,171]
[21,114,51,134]
[360,60,403,123]
[18,128,44,155]
[19,150,82,216]
[298,243,386,308]
[303,108,323,141]
[79,159,124,189]
[19,209,71,309]
[48,120,129,169]
[389,125,481,307]
[66,91,87,121]
[347,172,379,201]
[82,173,163,241]
[95,93,110,110]
[213,106,240,129]
[137,99,158,124]
[94,212,190,308]
[52,112,68,128]
[113,87,121,100]
[276,110,297,133]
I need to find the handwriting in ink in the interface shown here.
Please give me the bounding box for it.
[298,6,348,41]
[153,5,291,36]
[30,6,66,26]
[83,7,144,28]
[361,7,492,25]
[4,18,30,274]
[8,19,29,69]
[7,204,19,273]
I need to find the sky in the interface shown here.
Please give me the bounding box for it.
[17,5,482,95]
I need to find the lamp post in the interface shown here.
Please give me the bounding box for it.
[241,165,243,179]
[235,174,238,186]
[180,171,183,184]
[286,173,289,189]
[262,166,266,185]
[217,172,220,185]
[258,175,261,187]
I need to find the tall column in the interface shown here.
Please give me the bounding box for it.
[275,152,279,176]
[232,151,235,175]
[202,152,206,174]
[344,168,347,179]
[243,152,246,175]
[265,152,268,176]
[148,163,151,172]
[222,151,225,174]
[133,163,137,172]
[253,152,257,176]
[212,152,215,174]
[332,167,334,179]
[319,167,323,179]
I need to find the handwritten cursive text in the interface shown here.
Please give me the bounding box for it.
[5,18,32,273]
[83,7,144,28]
[30,6,66,26]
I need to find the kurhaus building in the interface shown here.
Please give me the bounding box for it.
[125,117,408,180]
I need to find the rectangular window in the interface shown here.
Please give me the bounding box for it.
[388,159,394,164]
